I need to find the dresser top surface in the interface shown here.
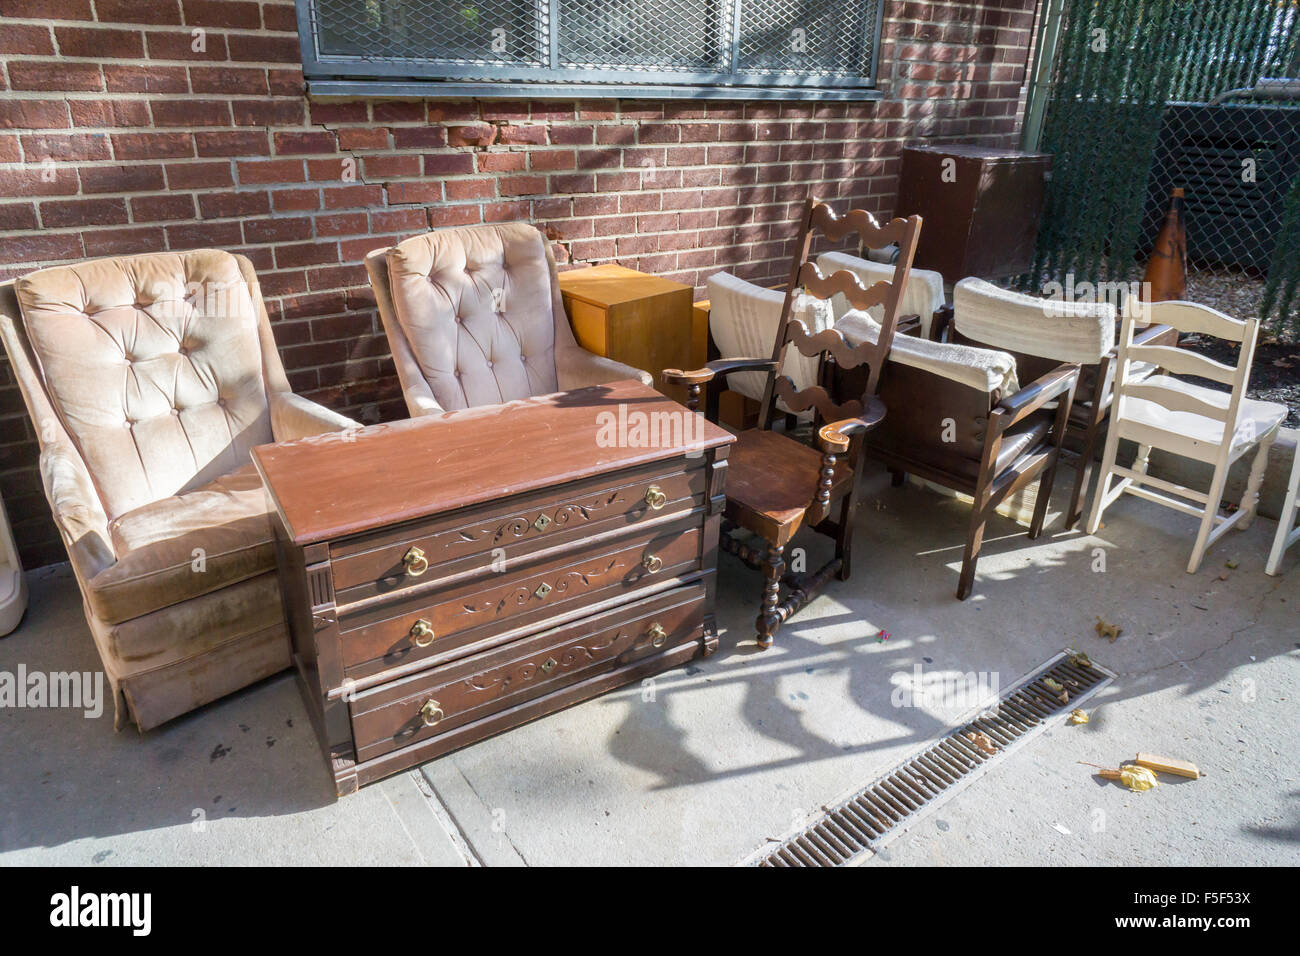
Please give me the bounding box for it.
[252,379,733,545]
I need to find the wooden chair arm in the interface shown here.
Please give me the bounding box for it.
[817,403,887,454]
[661,357,777,385]
[995,363,1080,431]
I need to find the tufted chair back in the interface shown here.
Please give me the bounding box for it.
[12,250,288,521]
[368,222,588,413]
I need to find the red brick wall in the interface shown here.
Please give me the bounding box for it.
[0,0,1039,568]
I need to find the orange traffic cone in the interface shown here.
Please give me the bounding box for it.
[1142,187,1187,302]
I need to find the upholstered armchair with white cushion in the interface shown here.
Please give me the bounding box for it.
[948,277,1178,529]
[816,251,947,340]
[365,222,650,416]
[701,271,833,418]
[0,250,359,730]
[836,310,1078,599]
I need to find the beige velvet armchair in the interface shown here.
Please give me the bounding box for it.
[365,222,651,416]
[0,249,359,730]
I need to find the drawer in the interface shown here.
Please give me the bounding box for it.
[349,583,707,762]
[335,516,704,678]
[330,458,706,601]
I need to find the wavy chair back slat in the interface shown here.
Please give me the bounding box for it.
[758,199,922,431]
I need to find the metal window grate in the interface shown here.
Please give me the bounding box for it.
[297,0,884,98]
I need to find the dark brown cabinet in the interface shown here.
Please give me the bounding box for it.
[894,145,1052,280]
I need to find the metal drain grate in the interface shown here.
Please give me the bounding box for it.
[748,649,1115,867]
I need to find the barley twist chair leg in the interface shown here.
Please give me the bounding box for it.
[756,542,786,650]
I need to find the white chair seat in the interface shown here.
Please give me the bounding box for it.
[1124,374,1287,453]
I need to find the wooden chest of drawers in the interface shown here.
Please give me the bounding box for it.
[251,380,733,796]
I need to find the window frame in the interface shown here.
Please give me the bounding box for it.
[295,0,887,101]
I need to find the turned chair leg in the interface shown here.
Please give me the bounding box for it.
[1237,434,1274,530]
[756,542,786,650]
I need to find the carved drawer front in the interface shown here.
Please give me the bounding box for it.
[329,459,706,600]
[335,516,704,677]
[349,583,706,762]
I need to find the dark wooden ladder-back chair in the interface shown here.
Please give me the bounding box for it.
[664,199,922,649]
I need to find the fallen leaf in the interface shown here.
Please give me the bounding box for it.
[1095,617,1122,642]
[1043,677,1065,692]
[1225,559,1239,570]
[965,731,998,755]
[1068,651,1092,668]
[1068,708,1090,724]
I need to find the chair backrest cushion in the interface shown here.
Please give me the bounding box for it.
[953,276,1114,365]
[385,223,560,411]
[816,251,945,337]
[14,250,272,520]
[706,272,830,407]
[837,310,1019,395]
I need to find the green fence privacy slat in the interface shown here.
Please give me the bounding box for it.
[1027,0,1300,335]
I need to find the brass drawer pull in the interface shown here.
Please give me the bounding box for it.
[642,553,663,573]
[403,546,429,577]
[647,623,667,648]
[409,619,434,647]
[644,485,667,510]
[419,699,444,727]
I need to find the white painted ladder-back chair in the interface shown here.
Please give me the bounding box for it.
[1086,301,1287,573]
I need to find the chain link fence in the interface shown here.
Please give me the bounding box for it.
[1026,0,1300,337]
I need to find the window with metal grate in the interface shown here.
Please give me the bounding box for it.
[295,0,886,100]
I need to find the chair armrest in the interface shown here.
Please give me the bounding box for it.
[270,392,361,442]
[662,357,778,386]
[995,363,1080,431]
[818,415,881,453]
[40,439,116,581]
[555,346,653,391]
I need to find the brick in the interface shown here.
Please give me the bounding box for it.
[497,125,548,146]
[237,158,305,185]
[40,197,128,228]
[0,0,92,20]
[198,190,269,219]
[385,182,441,205]
[448,124,497,147]
[242,215,312,243]
[226,34,299,63]
[99,0,182,22]
[273,131,337,155]
[362,154,420,179]
[129,193,195,221]
[422,153,475,177]
[195,130,268,157]
[8,62,102,92]
[22,132,111,162]
[165,161,232,189]
[68,100,149,128]
[112,131,193,160]
[190,66,268,95]
[146,29,227,61]
[372,102,425,123]
[0,100,69,130]
[338,127,388,151]
[151,98,231,127]
[0,233,83,263]
[102,64,188,93]
[391,126,447,149]
[54,27,144,59]
[231,99,303,127]
[181,0,261,29]
[80,163,165,193]
[82,225,166,257]
[0,203,38,231]
[0,25,54,56]
[274,241,339,269]
[314,212,368,237]
[166,220,241,249]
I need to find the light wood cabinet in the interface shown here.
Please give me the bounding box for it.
[558,264,702,403]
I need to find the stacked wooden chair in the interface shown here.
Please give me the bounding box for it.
[664,199,921,649]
